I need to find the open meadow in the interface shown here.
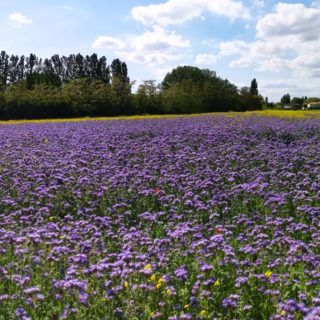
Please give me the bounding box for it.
[0,111,319,319]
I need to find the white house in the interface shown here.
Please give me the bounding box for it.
[307,102,320,110]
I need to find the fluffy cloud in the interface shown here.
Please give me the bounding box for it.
[256,3,320,41]
[130,25,190,52]
[225,3,320,69]
[92,36,126,50]
[261,77,319,100]
[131,0,250,26]
[218,40,249,57]
[9,12,32,26]
[117,25,190,66]
[195,54,218,66]
[207,3,320,99]
[311,0,320,9]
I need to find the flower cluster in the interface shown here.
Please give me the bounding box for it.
[0,115,319,319]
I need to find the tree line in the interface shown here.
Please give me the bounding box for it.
[278,93,320,109]
[0,51,263,119]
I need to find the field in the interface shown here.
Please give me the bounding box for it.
[0,113,319,319]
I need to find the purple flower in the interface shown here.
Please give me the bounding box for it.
[304,306,320,320]
[175,266,188,280]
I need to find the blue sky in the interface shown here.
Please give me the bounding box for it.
[1,0,320,101]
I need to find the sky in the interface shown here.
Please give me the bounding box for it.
[1,0,320,102]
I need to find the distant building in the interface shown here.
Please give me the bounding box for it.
[307,102,320,110]
[283,104,301,110]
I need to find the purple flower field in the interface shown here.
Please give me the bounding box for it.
[0,115,319,319]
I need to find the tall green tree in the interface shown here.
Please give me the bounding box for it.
[111,59,129,84]
[97,56,110,83]
[280,93,291,105]
[0,51,9,88]
[25,53,38,76]
[249,78,258,96]
[8,55,20,84]
[111,59,131,114]
[238,86,262,111]
[16,56,25,81]
[134,80,162,114]
[161,66,239,113]
[162,66,216,89]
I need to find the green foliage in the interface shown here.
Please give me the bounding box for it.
[26,72,62,90]
[289,97,304,109]
[161,66,239,113]
[0,52,271,119]
[111,76,132,115]
[304,97,320,104]
[133,80,162,114]
[0,91,5,118]
[162,80,205,114]
[238,87,263,111]
[249,78,258,96]
[4,81,73,119]
[162,66,216,89]
[280,94,291,105]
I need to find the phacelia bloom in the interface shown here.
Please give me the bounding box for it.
[175,266,188,281]
[304,306,320,319]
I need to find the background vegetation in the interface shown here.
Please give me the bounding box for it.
[0,50,316,120]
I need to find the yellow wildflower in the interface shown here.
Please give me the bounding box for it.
[49,216,54,221]
[59,235,64,240]
[150,311,155,317]
[155,278,164,289]
[144,263,152,271]
[214,279,221,286]
[150,274,156,282]
[200,310,207,317]
[280,310,286,316]
[184,304,189,310]
[124,281,129,288]
[264,270,272,278]
[166,289,172,296]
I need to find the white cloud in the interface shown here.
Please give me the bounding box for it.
[131,0,250,26]
[215,3,320,70]
[117,25,190,66]
[218,40,249,57]
[196,53,218,65]
[261,77,319,100]
[256,3,320,41]
[131,25,190,52]
[311,0,320,9]
[212,3,320,100]
[256,57,291,72]
[153,65,174,81]
[9,12,32,26]
[92,36,126,50]
[63,6,72,11]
